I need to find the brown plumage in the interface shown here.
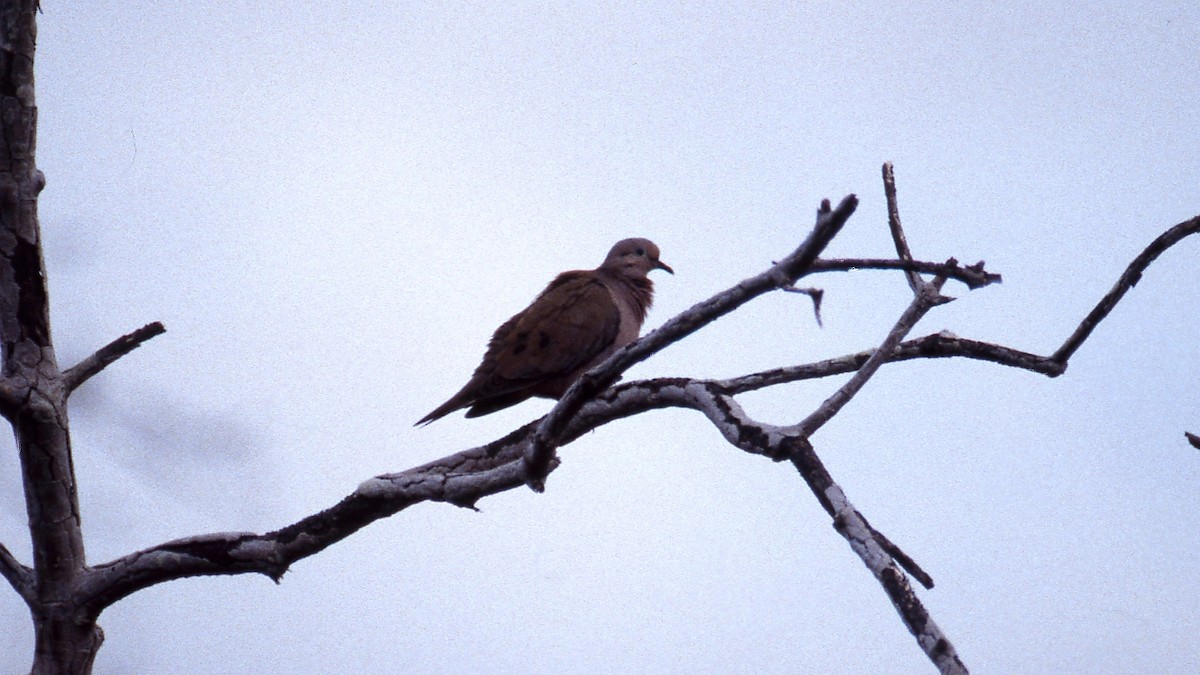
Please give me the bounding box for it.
[416,238,672,426]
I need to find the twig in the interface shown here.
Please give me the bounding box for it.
[792,274,951,437]
[781,285,824,327]
[731,211,1200,393]
[1051,214,1200,365]
[883,162,921,292]
[787,437,965,673]
[717,332,1060,396]
[864,519,935,590]
[811,257,1000,289]
[63,322,166,394]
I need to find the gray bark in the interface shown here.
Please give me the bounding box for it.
[0,2,105,672]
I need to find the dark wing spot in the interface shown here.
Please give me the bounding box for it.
[537,331,552,350]
[511,331,529,355]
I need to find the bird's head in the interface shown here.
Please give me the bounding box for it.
[603,238,674,279]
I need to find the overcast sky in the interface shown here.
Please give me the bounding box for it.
[2,2,1198,673]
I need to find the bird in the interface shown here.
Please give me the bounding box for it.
[416,238,673,426]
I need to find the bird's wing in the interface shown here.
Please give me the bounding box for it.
[488,271,620,384]
[415,272,621,425]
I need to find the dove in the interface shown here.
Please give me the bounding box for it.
[416,238,672,426]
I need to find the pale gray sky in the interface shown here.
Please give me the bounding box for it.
[2,2,1198,672]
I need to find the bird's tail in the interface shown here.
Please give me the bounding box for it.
[415,396,466,426]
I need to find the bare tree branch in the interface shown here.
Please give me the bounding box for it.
[77,374,942,620]
[69,203,1198,671]
[811,257,1000,289]
[790,170,955,437]
[7,120,1187,674]
[76,419,552,615]
[787,438,965,673]
[0,541,34,607]
[71,249,974,667]
[720,332,1061,397]
[63,322,166,394]
[580,379,932,587]
[780,285,824,327]
[544,371,959,664]
[760,164,963,668]
[793,272,951,437]
[1051,214,1200,365]
[6,0,1188,664]
[883,161,922,292]
[771,213,1199,390]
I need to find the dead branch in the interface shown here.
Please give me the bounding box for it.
[883,161,922,292]
[793,272,951,437]
[73,190,977,672]
[787,437,965,673]
[811,257,1000,289]
[719,333,1060,395]
[76,420,547,616]
[62,322,166,394]
[1051,214,1200,365]
[0,542,33,607]
[67,198,1198,673]
[780,285,824,326]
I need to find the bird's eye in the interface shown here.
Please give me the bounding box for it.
[635,247,646,256]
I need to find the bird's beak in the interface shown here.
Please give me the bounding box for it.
[656,260,674,275]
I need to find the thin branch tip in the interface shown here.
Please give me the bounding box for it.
[63,320,168,393]
[881,162,919,291]
[782,285,824,327]
[1051,214,1200,364]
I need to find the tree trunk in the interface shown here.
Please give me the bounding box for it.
[1,2,101,672]
[32,617,103,675]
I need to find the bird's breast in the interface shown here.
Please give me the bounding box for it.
[608,282,645,350]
